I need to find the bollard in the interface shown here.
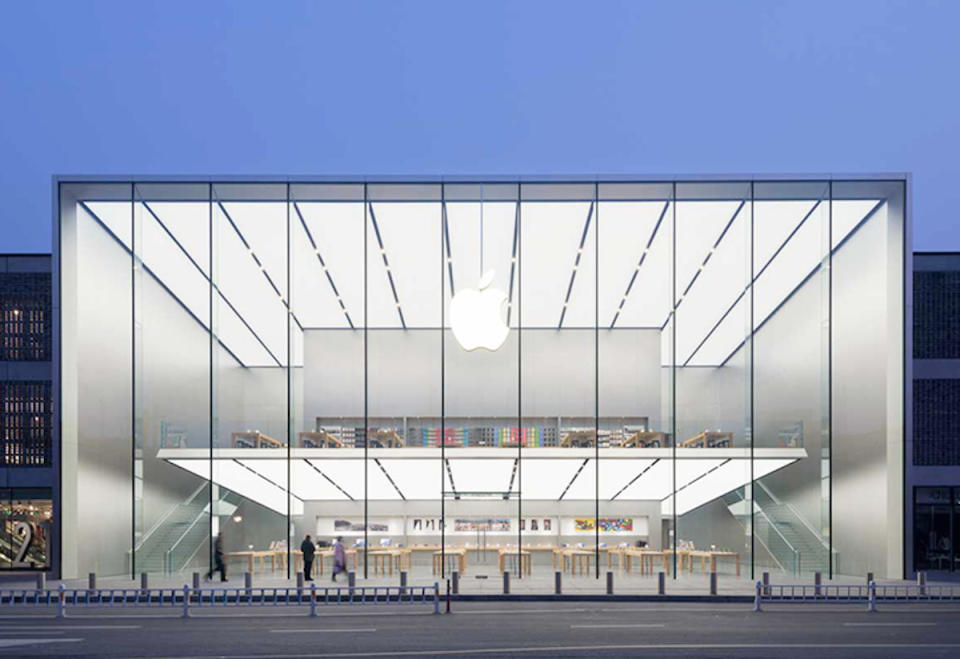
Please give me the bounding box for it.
[918,571,927,596]
[753,580,763,612]
[182,585,190,619]
[657,571,666,595]
[57,583,66,619]
[709,571,717,596]
[445,578,451,614]
[866,571,874,586]
[433,582,440,615]
[35,573,45,590]
[296,572,304,590]
[348,571,356,588]
[244,572,252,590]
[761,571,769,596]
[309,583,317,617]
[503,571,510,595]
[814,571,822,596]
[867,580,877,613]
[452,570,459,595]
[88,573,96,590]
[140,572,149,591]
[606,571,614,595]
[192,572,200,590]
[554,571,562,595]
[400,570,407,596]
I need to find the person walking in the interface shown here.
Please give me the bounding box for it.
[301,534,316,581]
[206,532,228,582]
[331,536,347,582]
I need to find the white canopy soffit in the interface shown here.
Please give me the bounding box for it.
[78,196,883,368]
[159,447,804,517]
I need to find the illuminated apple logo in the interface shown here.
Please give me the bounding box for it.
[450,270,510,351]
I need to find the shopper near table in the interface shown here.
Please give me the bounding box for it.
[301,534,316,581]
[206,532,227,582]
[331,536,347,582]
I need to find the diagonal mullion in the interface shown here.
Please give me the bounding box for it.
[506,202,520,326]
[367,202,406,328]
[609,201,670,329]
[557,201,595,328]
[291,201,354,329]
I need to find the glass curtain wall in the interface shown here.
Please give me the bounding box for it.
[59,178,906,586]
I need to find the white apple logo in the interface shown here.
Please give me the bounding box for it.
[450,270,510,351]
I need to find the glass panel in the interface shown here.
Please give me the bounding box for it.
[211,183,289,580]
[598,183,673,588]
[290,183,365,582]
[133,183,212,577]
[443,185,520,587]
[520,183,597,583]
[62,182,134,576]
[831,180,905,578]
[672,182,752,581]
[753,181,830,578]
[365,185,442,582]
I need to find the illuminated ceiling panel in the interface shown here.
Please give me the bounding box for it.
[447,458,516,494]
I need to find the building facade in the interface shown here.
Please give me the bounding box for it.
[910,252,960,578]
[54,177,908,584]
[0,254,54,572]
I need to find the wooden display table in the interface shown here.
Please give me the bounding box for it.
[621,431,668,448]
[681,431,733,449]
[227,550,280,574]
[367,548,409,575]
[497,549,531,575]
[231,431,284,449]
[561,549,595,575]
[298,431,342,448]
[686,550,740,576]
[622,548,671,575]
[432,548,467,575]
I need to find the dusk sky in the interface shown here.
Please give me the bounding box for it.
[1,0,957,253]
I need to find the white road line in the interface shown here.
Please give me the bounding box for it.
[0,624,140,630]
[844,622,938,627]
[570,622,666,629]
[270,628,376,634]
[0,639,83,648]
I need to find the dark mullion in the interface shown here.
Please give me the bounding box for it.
[130,183,136,579]
[671,182,677,579]
[828,181,834,580]
[207,182,214,579]
[594,185,599,579]
[516,186,522,578]
[363,184,369,580]
[749,182,755,581]
[441,186,446,579]
[285,183,292,580]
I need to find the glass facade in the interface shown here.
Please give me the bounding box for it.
[57,178,906,587]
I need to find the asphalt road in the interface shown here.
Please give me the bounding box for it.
[1,601,960,657]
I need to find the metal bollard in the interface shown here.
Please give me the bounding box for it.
[918,571,927,596]
[814,571,822,596]
[452,570,459,595]
[348,571,356,588]
[57,583,66,619]
[866,571,874,586]
[296,572,304,590]
[503,571,510,595]
[709,571,717,596]
[657,571,666,595]
[606,571,614,595]
[867,580,877,612]
[753,580,763,612]
[192,572,200,590]
[761,571,769,596]
[88,573,96,590]
[400,570,407,595]
[182,585,190,619]
[140,572,149,591]
[433,582,440,615]
[309,583,317,617]
[35,573,46,590]
[445,579,451,614]
[555,571,562,595]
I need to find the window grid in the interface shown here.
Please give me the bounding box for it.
[0,272,52,361]
[0,381,52,467]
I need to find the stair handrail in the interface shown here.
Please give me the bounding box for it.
[756,480,831,552]
[132,482,208,554]
[164,506,208,575]
[725,489,800,575]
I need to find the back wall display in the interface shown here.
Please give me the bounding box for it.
[453,518,511,533]
[407,517,445,534]
[563,517,648,535]
[316,517,403,537]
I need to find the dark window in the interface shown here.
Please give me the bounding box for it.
[914,379,960,465]
[914,487,960,573]
[0,272,52,361]
[0,381,52,467]
[914,270,960,359]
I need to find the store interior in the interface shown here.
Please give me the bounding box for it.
[59,180,905,586]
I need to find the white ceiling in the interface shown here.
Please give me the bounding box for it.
[163,447,804,517]
[79,196,883,367]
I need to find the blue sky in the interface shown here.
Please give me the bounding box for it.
[1,0,957,253]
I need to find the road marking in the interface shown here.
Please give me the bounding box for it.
[0,639,83,648]
[844,622,938,627]
[571,623,666,629]
[270,628,376,634]
[147,643,960,658]
[0,630,65,635]
[0,624,140,630]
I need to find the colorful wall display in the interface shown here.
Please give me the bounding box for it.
[573,517,634,533]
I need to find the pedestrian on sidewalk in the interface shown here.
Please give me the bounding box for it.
[301,534,316,581]
[331,536,347,582]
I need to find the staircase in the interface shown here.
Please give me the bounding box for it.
[723,484,832,576]
[133,484,208,575]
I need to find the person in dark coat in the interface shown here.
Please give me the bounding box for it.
[206,532,227,582]
[301,534,316,581]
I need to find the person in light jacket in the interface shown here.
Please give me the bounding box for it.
[331,536,347,582]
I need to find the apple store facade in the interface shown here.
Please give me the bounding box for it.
[54,177,908,586]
